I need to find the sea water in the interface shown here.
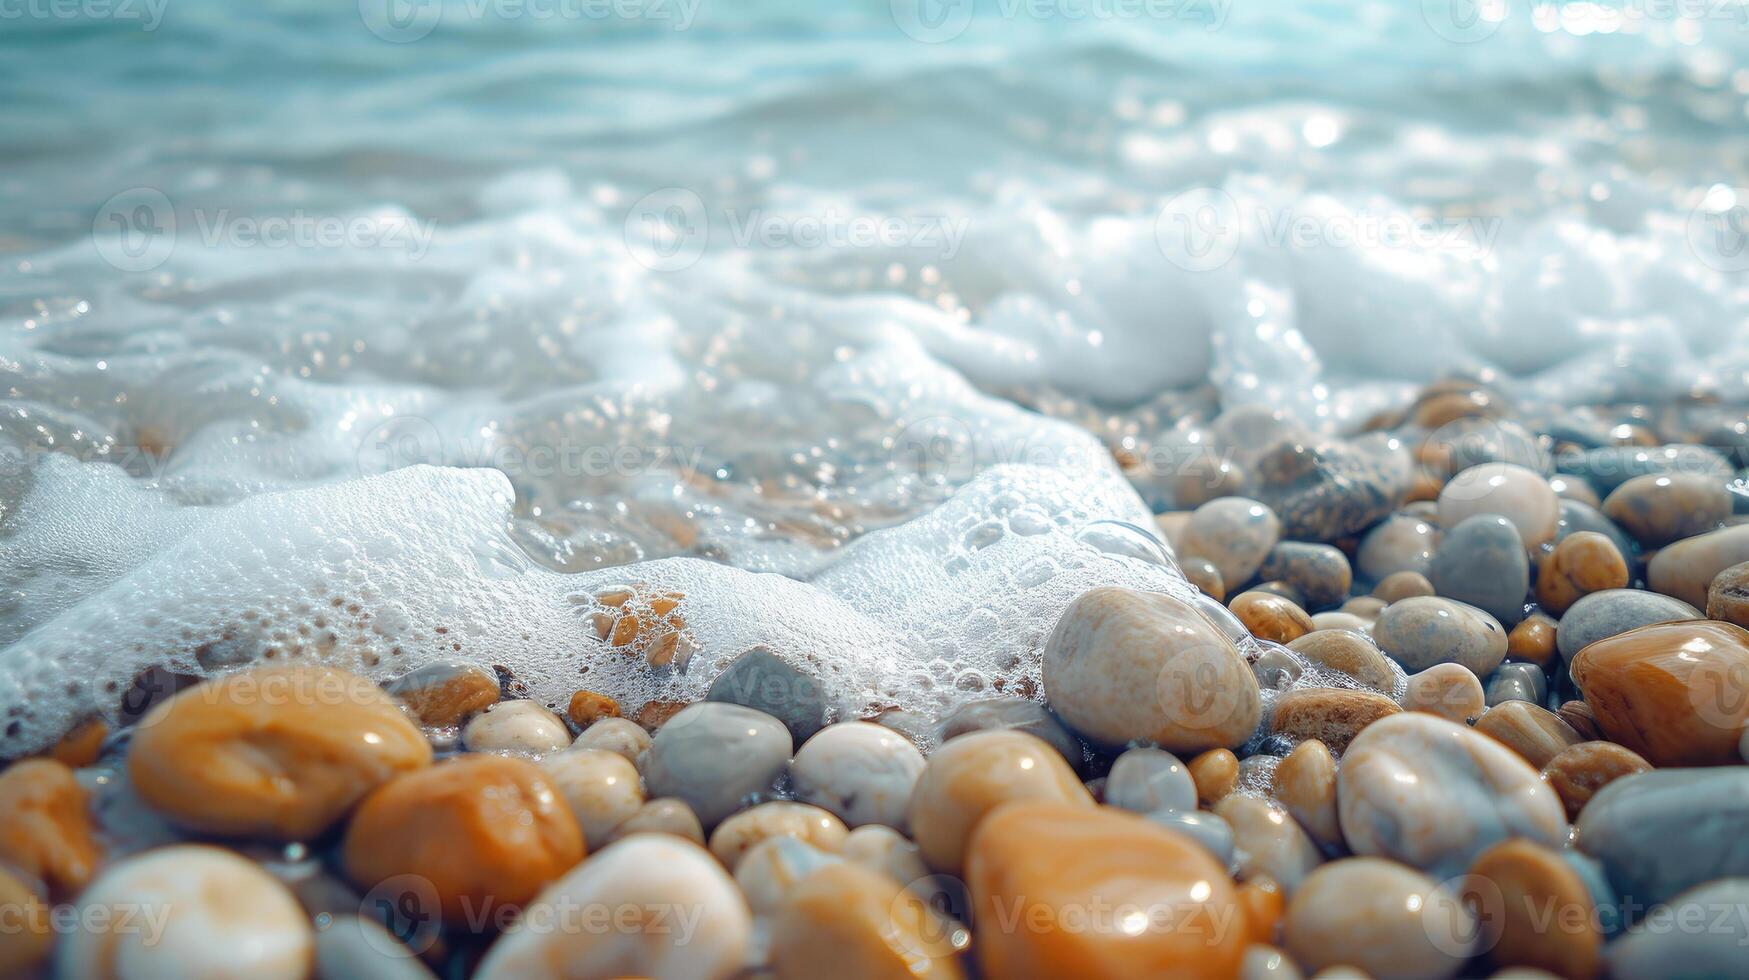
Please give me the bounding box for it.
[1,0,1747,752]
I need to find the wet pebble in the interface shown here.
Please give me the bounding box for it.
[1556,700,1602,740]
[1270,687,1401,754]
[643,702,793,828]
[1555,498,1637,564]
[1373,596,1508,677]
[1601,472,1732,547]
[1605,878,1749,980]
[1181,554,1227,602]
[607,797,705,845]
[708,800,846,870]
[1539,740,1652,821]
[1252,647,1305,692]
[705,645,831,742]
[1575,767,1749,908]
[462,699,571,755]
[1374,570,1434,602]
[1144,808,1236,867]
[1535,531,1629,616]
[1564,443,1734,497]
[906,730,1090,874]
[1430,514,1529,626]
[1105,746,1196,814]
[937,697,1081,769]
[570,716,651,765]
[1706,559,1749,627]
[1439,463,1560,547]
[1554,588,1702,664]
[1645,523,1749,608]
[540,748,643,849]
[1483,662,1547,707]
[1216,795,1323,893]
[384,660,500,726]
[1188,747,1240,805]
[1505,612,1559,670]
[1231,590,1315,644]
[770,861,967,980]
[1284,858,1475,980]
[0,759,102,899]
[1272,738,1340,848]
[565,688,621,728]
[1261,542,1353,610]
[1309,611,1370,632]
[1473,700,1582,769]
[1357,513,1440,581]
[1182,496,1282,587]
[1337,713,1566,877]
[1401,662,1487,724]
[790,721,926,829]
[1464,839,1600,980]
[1569,619,1749,765]
[1252,437,1410,543]
[1043,586,1260,753]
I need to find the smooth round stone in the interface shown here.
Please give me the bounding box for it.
[1575,767,1749,908]
[1374,570,1435,602]
[643,702,793,828]
[1143,808,1236,867]
[1182,497,1282,588]
[790,721,926,829]
[1105,747,1196,814]
[705,645,831,742]
[1253,647,1306,692]
[607,797,705,845]
[1556,700,1602,741]
[313,916,437,980]
[1565,443,1734,496]
[1250,437,1411,543]
[0,759,102,899]
[1340,595,1387,619]
[1231,591,1315,644]
[1357,513,1440,581]
[839,824,931,892]
[1439,463,1560,547]
[1505,612,1559,670]
[1337,713,1566,878]
[1249,580,1306,607]
[1602,472,1733,547]
[1215,796,1323,893]
[343,755,584,924]
[1270,688,1401,754]
[1188,747,1240,805]
[1260,543,1352,610]
[1605,879,1749,979]
[967,802,1246,979]
[384,660,500,726]
[1549,474,1600,507]
[127,664,432,841]
[1308,611,1371,633]
[1430,514,1529,626]
[1483,662,1547,707]
[1273,738,1340,848]
[1373,596,1508,677]
[1283,858,1475,980]
[540,748,643,849]
[1181,555,1227,603]
[61,845,312,980]
[937,697,1081,769]
[1043,587,1261,753]
[476,836,751,980]
[462,699,571,755]
[770,861,967,980]
[906,729,1091,874]
[1555,499,1637,562]
[1707,560,1749,628]
[0,867,49,977]
[1554,589,1702,664]
[570,716,651,766]
[1540,740,1652,821]
[1536,531,1629,617]
[1289,629,1398,694]
[1464,839,1600,980]
[1241,945,1304,980]
[708,801,847,870]
[565,688,621,728]
[1474,701,1582,769]
[1646,523,1749,608]
[1401,662,1487,724]
[1569,619,1749,765]
[1236,875,1286,946]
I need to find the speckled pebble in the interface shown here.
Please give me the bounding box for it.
[708,801,847,870]
[1602,472,1732,547]
[1535,531,1629,617]
[643,702,793,828]
[1261,542,1353,610]
[1284,858,1475,980]
[791,721,926,829]
[1289,628,1398,694]
[1251,437,1411,543]
[1182,496,1283,588]
[1430,514,1529,626]
[1105,746,1196,814]
[1270,687,1401,754]
[1705,559,1749,628]
[1539,740,1652,821]
[1554,588,1703,664]
[1373,596,1508,677]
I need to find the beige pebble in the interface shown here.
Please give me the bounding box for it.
[1232,591,1316,644]
[1216,795,1324,893]
[1181,555,1227,603]
[1273,738,1341,848]
[1603,472,1732,548]
[461,699,571,755]
[1473,701,1583,769]
[1401,662,1487,724]
[1439,463,1560,547]
[540,748,644,849]
[570,716,652,766]
[1188,747,1240,805]
[770,861,968,980]
[1285,858,1474,980]
[1706,560,1749,628]
[608,797,705,845]
[1182,496,1282,587]
[1646,523,1749,608]
[1288,629,1397,693]
[708,801,848,871]
[733,837,842,916]
[1271,688,1402,754]
[840,823,932,892]
[1374,571,1435,603]
[906,729,1091,874]
[1310,612,1372,633]
[1540,740,1653,821]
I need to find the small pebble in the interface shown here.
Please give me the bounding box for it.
[128,664,432,840]
[1463,838,1600,980]
[1554,588,1702,663]
[1181,555,1227,602]
[607,797,705,845]
[1430,513,1529,626]
[1337,713,1566,877]
[462,699,571,755]
[1251,437,1411,542]
[1356,513,1439,581]
[770,861,967,980]
[1505,612,1559,669]
[1144,808,1237,867]
[313,916,437,980]
[906,729,1090,874]
[1043,586,1261,753]
[1309,611,1371,632]
[1270,688,1402,754]
[1705,559,1749,628]
[1535,531,1629,616]
[705,645,831,741]
[476,835,750,980]
[1252,647,1305,691]
[635,698,691,732]
[1483,662,1547,707]
[1569,619,1749,765]
[1473,701,1582,769]
[1539,740,1652,821]
[1601,472,1732,547]
[1188,747,1240,805]
[1575,767,1749,908]
[384,660,500,726]
[1216,795,1323,893]
[1555,700,1601,741]
[47,719,108,769]
[570,716,651,765]
[1231,590,1316,644]
[1105,746,1196,814]
[1341,595,1388,619]
[565,688,621,728]
[343,755,584,924]
[1284,858,1475,980]
[540,748,644,849]
[735,837,841,915]
[1261,542,1353,610]
[708,801,847,870]
[1401,662,1487,724]
[967,801,1246,979]
[839,824,931,892]
[1374,570,1434,602]
[791,721,926,829]
[1439,462,1560,547]
[1606,879,1749,979]
[1236,876,1287,946]
[1182,496,1282,588]
[643,702,793,828]
[937,696,1081,769]
[1273,738,1340,848]
[1241,945,1304,980]
[0,759,102,899]
[1373,596,1508,677]
[1287,629,1397,693]
[1555,498,1637,563]
[1645,523,1749,608]
[61,845,313,980]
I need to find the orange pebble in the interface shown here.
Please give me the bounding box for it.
[0,759,103,898]
[1506,613,1559,670]
[1230,592,1314,645]
[567,689,622,728]
[1236,876,1285,947]
[46,720,108,769]
[1188,748,1239,806]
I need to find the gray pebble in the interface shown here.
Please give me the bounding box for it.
[1250,437,1411,543]
[315,916,437,980]
[1429,513,1529,626]
[937,697,1081,770]
[1372,596,1508,676]
[1105,747,1196,815]
[1145,808,1236,869]
[1181,496,1281,588]
[1606,879,1749,979]
[1554,589,1702,664]
[1562,443,1734,496]
[1484,662,1547,707]
[1252,647,1304,692]
[1576,767,1749,910]
[1555,499,1637,561]
[1260,542,1353,610]
[1356,513,1440,582]
[643,702,793,828]
[705,645,831,741]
